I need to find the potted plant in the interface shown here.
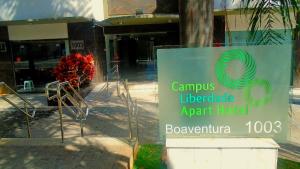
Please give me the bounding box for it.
[48,53,95,106]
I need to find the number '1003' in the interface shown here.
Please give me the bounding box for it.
[245,121,282,134]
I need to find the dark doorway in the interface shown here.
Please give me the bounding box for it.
[111,31,179,81]
[12,40,66,88]
[118,38,137,68]
[116,35,157,81]
[213,15,225,46]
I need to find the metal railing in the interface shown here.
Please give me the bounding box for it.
[45,81,89,143]
[106,62,121,96]
[288,86,300,142]
[119,79,139,141]
[0,82,36,138]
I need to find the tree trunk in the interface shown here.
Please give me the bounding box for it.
[179,0,214,47]
[293,12,300,87]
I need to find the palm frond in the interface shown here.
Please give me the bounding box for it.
[241,0,298,45]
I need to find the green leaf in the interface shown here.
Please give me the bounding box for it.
[240,0,298,44]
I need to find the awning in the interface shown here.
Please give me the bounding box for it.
[97,14,179,27]
[0,17,92,26]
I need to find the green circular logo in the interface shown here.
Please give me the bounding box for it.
[215,49,256,89]
[244,79,272,106]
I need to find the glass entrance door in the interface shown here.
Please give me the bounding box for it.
[12,40,66,89]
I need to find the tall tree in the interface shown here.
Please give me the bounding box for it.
[179,0,214,47]
[179,0,298,46]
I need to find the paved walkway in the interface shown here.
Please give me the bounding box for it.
[0,93,48,111]
[0,82,159,143]
[0,137,133,169]
[8,82,159,143]
[84,81,159,143]
[0,81,158,169]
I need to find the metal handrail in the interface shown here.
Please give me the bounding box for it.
[59,81,89,117]
[107,62,120,80]
[119,79,139,141]
[58,82,89,140]
[106,63,120,96]
[0,82,36,138]
[45,81,89,143]
[45,81,60,101]
[45,81,89,118]
[0,82,36,118]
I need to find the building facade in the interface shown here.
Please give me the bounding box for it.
[0,0,295,88]
[0,0,107,88]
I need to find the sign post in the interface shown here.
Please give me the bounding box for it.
[157,45,291,169]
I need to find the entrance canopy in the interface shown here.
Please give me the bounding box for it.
[97,14,179,27]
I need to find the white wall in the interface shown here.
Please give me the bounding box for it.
[0,0,106,22]
[8,23,68,40]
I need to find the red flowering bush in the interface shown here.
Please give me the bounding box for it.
[53,53,96,88]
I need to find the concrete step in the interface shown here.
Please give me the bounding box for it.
[0,136,137,169]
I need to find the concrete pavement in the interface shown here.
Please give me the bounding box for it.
[0,137,133,169]
[0,81,158,169]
